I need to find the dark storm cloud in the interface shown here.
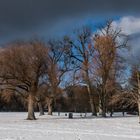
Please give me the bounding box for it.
[0,0,139,44]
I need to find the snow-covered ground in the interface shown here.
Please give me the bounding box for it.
[0,112,140,140]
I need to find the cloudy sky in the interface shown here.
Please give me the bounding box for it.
[0,0,140,46]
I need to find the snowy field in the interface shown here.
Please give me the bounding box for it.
[0,112,140,140]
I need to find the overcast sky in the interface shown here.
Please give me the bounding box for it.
[0,0,140,45]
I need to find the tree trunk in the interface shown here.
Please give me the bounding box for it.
[99,98,106,117]
[110,109,113,117]
[85,70,97,116]
[99,107,106,117]
[100,86,107,117]
[101,100,106,117]
[99,100,103,115]
[102,106,106,117]
[27,94,36,120]
[87,85,97,116]
[48,103,53,115]
[38,102,44,116]
[89,98,97,116]
[138,100,140,123]
[47,98,53,115]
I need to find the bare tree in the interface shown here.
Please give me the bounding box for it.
[66,26,97,116]
[126,67,140,122]
[92,20,128,117]
[0,40,48,120]
[42,39,71,115]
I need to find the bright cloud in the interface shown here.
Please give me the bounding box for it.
[113,16,140,35]
[113,16,140,64]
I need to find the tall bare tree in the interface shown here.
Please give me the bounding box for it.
[92,20,128,117]
[66,26,97,116]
